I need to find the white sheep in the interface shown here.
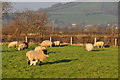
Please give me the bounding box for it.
[53,41,60,46]
[18,42,28,51]
[8,41,18,48]
[41,40,52,47]
[85,43,93,51]
[94,41,104,48]
[26,50,49,66]
[34,46,46,51]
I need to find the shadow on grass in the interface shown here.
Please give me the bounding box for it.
[48,51,57,54]
[104,45,110,48]
[1,50,18,53]
[92,49,104,51]
[59,45,68,47]
[52,45,68,47]
[43,59,78,65]
[48,51,61,54]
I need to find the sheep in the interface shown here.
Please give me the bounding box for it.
[18,42,28,51]
[41,40,52,47]
[94,41,104,48]
[34,46,46,51]
[26,49,49,66]
[85,43,93,51]
[53,41,60,46]
[8,41,18,48]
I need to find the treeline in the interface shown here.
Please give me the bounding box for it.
[2,9,53,41]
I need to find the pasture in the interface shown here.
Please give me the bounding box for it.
[2,44,118,78]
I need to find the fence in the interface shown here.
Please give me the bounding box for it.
[48,36,119,46]
[2,35,119,46]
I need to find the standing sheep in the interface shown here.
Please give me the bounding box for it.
[53,41,60,46]
[34,46,46,51]
[26,50,49,66]
[41,40,52,47]
[85,43,93,51]
[8,41,18,48]
[94,41,104,48]
[18,42,28,51]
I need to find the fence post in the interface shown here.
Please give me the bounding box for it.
[50,37,52,42]
[70,37,73,45]
[94,37,97,44]
[115,38,117,47]
[25,36,28,42]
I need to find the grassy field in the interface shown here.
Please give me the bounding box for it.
[2,44,118,78]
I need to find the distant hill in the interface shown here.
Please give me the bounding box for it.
[47,2,118,27]
[2,2,118,27]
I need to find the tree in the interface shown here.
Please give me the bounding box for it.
[1,2,13,26]
[8,9,51,42]
[1,2,12,14]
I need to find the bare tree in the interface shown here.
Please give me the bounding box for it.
[1,2,13,26]
[7,9,51,42]
[1,2,12,14]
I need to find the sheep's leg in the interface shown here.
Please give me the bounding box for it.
[30,61,33,66]
[29,59,35,66]
[30,61,35,66]
[26,56,30,65]
[33,60,38,65]
[33,62,36,65]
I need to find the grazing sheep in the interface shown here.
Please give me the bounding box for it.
[26,50,49,66]
[34,46,46,51]
[94,41,104,48]
[41,40,52,47]
[8,41,18,48]
[53,41,60,46]
[18,42,28,51]
[85,43,93,51]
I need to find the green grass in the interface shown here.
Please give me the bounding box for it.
[2,44,118,78]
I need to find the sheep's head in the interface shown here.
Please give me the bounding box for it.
[42,50,48,55]
[42,49,49,57]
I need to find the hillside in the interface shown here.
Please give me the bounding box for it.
[2,2,118,27]
[47,2,118,27]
